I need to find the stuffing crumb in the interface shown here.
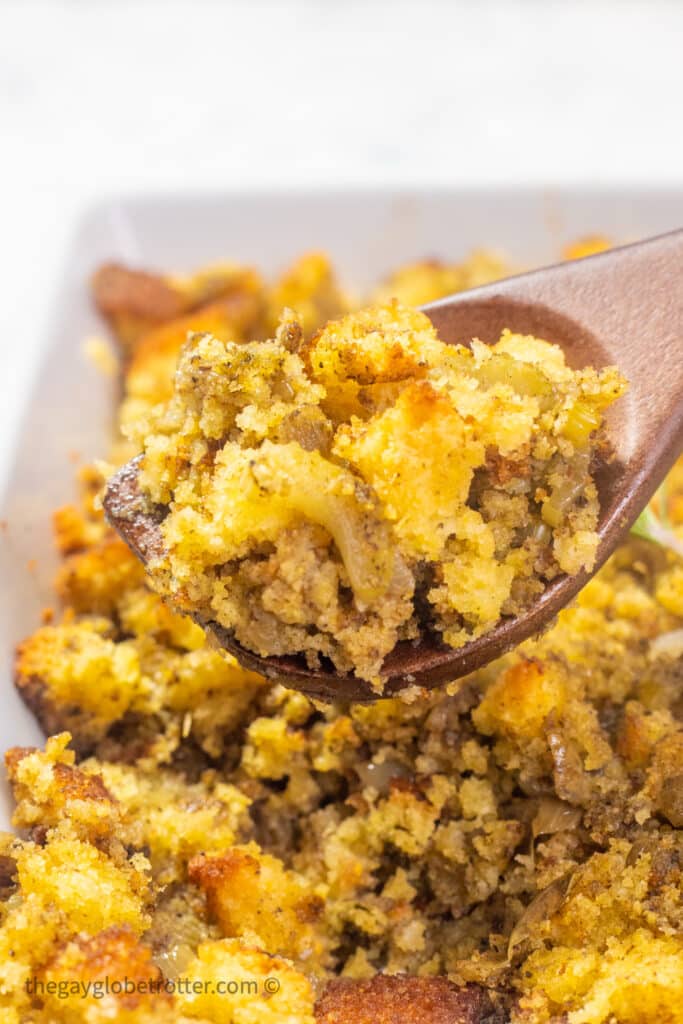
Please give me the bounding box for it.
[83,335,118,377]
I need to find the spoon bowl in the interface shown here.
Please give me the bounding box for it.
[105,230,683,701]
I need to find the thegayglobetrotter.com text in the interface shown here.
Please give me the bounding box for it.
[22,976,282,1000]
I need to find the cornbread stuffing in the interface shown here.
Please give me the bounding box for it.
[126,301,625,687]
[5,243,683,1024]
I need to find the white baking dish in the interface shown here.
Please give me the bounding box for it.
[2,187,682,827]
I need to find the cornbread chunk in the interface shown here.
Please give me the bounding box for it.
[512,837,683,1024]
[370,250,509,307]
[55,535,147,615]
[189,845,328,966]
[6,733,119,841]
[128,301,625,687]
[14,619,150,749]
[0,746,153,1022]
[117,287,267,435]
[520,932,683,1024]
[265,251,351,337]
[92,263,186,354]
[86,762,252,884]
[93,262,263,359]
[315,975,503,1024]
[6,735,238,894]
[562,235,612,261]
[177,939,317,1024]
[15,590,265,759]
[0,738,199,1023]
[38,926,174,1024]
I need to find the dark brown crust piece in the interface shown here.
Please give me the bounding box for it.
[315,976,507,1024]
[12,671,92,752]
[92,264,185,325]
[5,746,113,804]
[13,655,172,763]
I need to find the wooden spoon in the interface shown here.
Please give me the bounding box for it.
[104,230,683,702]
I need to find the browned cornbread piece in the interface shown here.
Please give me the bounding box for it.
[92,262,264,359]
[315,976,504,1024]
[264,251,352,336]
[39,926,173,1020]
[92,262,187,352]
[189,847,328,967]
[55,534,147,615]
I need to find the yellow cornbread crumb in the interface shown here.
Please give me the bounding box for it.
[178,939,316,1024]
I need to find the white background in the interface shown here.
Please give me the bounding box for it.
[2,0,683,455]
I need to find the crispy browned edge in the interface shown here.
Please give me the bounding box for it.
[12,671,77,747]
[315,976,507,1024]
[92,264,186,323]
